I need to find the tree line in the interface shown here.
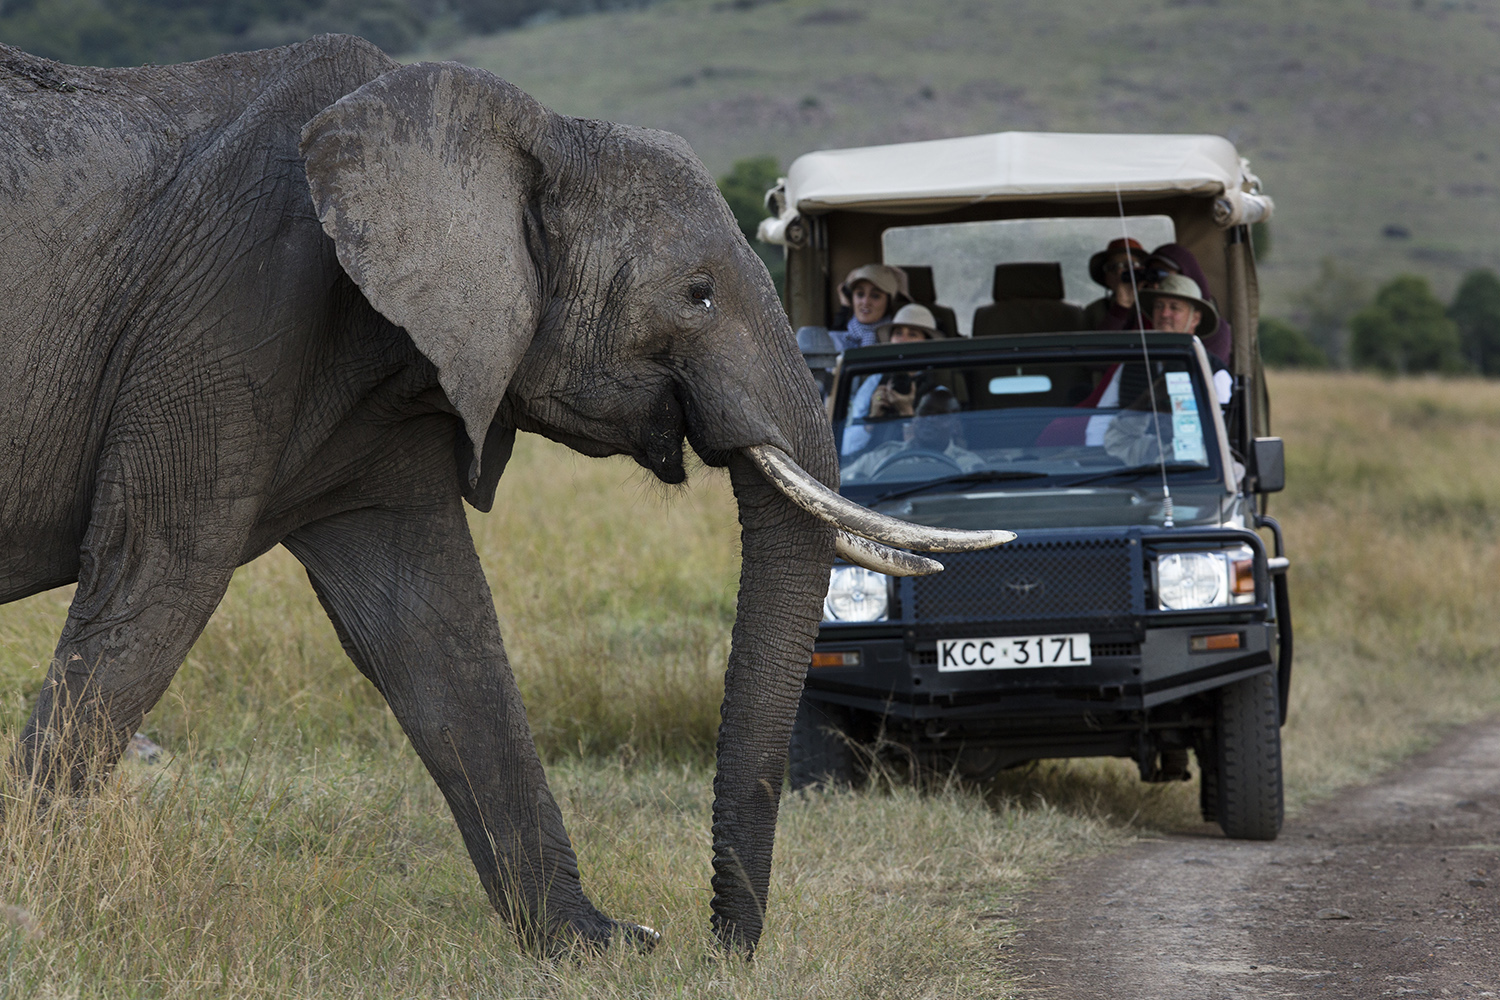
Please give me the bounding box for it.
[0,0,660,66]
[1260,261,1500,375]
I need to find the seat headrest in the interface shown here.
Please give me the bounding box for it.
[993,263,1065,301]
[903,265,937,304]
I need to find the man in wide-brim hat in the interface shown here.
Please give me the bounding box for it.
[1140,273,1232,406]
[1139,272,1220,338]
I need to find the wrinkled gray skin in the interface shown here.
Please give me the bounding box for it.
[0,35,836,956]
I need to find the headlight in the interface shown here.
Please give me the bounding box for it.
[1154,546,1256,610]
[823,566,890,622]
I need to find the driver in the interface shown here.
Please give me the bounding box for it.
[842,386,984,481]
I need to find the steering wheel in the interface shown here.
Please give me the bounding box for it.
[869,448,965,480]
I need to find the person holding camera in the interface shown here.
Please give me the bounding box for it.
[840,304,941,455]
[1082,237,1149,331]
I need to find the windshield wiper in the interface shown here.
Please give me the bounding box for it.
[871,469,1049,504]
[1061,462,1209,488]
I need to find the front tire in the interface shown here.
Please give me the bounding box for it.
[1213,672,1283,840]
[789,698,857,790]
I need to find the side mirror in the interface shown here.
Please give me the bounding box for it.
[1252,437,1285,493]
[797,326,838,370]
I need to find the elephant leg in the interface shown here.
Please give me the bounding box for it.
[16,457,244,793]
[282,502,647,954]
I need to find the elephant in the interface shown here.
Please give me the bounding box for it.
[0,35,1007,955]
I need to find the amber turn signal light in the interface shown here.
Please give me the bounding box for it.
[1190,633,1242,652]
[1231,558,1255,595]
[811,651,861,668]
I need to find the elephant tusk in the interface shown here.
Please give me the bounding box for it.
[836,530,944,576]
[744,444,1016,553]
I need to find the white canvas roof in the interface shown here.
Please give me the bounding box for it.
[760,132,1271,242]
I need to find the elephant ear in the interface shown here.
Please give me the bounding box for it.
[301,62,547,484]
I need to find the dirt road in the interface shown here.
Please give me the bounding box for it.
[1014,718,1500,998]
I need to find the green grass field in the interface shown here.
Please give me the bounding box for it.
[412,0,1500,315]
[3,371,1500,996]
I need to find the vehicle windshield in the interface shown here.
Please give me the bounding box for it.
[835,353,1226,527]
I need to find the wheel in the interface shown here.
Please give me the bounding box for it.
[869,448,964,480]
[1213,672,1283,840]
[952,746,1005,783]
[788,698,858,790]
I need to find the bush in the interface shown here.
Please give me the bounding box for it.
[1290,257,1367,369]
[716,156,785,297]
[1259,317,1326,368]
[1350,274,1466,375]
[1449,268,1500,377]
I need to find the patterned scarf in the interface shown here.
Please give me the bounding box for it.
[831,316,882,351]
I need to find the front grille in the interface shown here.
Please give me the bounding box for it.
[910,537,1137,629]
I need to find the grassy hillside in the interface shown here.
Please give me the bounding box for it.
[419,0,1500,315]
[5,371,1500,995]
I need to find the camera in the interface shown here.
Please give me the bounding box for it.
[890,373,913,394]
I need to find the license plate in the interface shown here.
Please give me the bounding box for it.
[937,633,1092,671]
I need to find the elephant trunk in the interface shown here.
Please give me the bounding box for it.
[709,444,837,955]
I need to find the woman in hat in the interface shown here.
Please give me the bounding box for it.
[828,263,906,350]
[1143,243,1233,362]
[1083,237,1149,330]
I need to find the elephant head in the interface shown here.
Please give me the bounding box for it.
[299,62,1006,953]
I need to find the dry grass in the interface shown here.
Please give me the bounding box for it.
[2,371,1500,995]
[1270,371,1500,800]
[0,741,1117,998]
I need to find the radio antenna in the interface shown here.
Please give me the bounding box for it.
[1116,183,1174,528]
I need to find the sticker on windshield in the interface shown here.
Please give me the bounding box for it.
[1164,372,1207,464]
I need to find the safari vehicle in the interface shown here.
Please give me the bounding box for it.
[758,132,1292,839]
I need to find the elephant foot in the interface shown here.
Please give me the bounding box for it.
[710,916,759,961]
[536,914,661,958]
[610,920,661,954]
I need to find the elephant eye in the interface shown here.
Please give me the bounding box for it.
[688,279,714,310]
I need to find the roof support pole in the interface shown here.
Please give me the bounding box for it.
[1225,224,1255,378]
[1224,223,1270,466]
[784,216,828,330]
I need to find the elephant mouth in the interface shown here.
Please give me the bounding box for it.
[633,385,687,484]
